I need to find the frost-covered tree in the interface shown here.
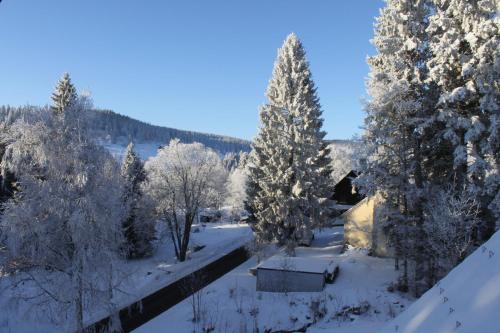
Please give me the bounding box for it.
[361,0,439,295]
[225,166,248,215]
[362,0,498,296]
[51,72,77,116]
[0,96,125,332]
[329,139,366,184]
[144,140,225,262]
[222,152,238,172]
[121,142,155,258]
[247,33,333,254]
[0,122,17,205]
[205,166,228,210]
[426,0,499,238]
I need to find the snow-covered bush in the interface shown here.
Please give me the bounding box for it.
[424,185,480,280]
[144,140,226,262]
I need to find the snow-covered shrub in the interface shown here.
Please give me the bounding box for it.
[309,294,328,323]
[424,185,480,281]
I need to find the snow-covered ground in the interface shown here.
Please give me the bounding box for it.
[134,227,414,333]
[0,221,252,333]
[379,230,500,333]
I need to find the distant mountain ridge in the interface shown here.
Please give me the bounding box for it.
[0,106,355,161]
[0,106,252,156]
[86,109,252,154]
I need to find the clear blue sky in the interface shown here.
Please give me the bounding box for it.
[0,0,383,141]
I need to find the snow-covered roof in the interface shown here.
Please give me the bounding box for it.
[257,256,333,274]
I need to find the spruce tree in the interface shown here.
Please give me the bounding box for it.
[247,33,332,254]
[426,0,499,239]
[51,72,77,115]
[121,142,153,258]
[362,0,438,295]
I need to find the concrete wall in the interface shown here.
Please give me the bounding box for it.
[256,268,325,292]
[342,194,393,257]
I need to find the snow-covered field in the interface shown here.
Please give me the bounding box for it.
[0,221,252,333]
[380,230,500,333]
[135,227,414,333]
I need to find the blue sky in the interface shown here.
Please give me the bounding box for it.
[0,0,383,140]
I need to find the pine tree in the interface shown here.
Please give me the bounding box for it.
[426,0,499,239]
[121,142,154,258]
[51,72,77,115]
[247,33,332,254]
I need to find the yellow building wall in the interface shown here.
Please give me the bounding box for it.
[342,194,392,257]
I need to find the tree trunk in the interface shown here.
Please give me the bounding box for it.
[179,212,194,262]
[413,139,426,296]
[75,261,84,333]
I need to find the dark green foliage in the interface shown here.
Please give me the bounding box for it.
[121,143,155,258]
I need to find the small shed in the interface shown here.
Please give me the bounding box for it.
[256,256,333,292]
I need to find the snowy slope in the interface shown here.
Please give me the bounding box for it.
[379,231,500,333]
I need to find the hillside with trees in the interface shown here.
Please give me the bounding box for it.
[0,105,252,156]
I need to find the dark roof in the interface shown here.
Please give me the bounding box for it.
[332,170,364,205]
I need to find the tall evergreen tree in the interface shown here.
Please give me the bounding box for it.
[247,33,332,254]
[121,142,154,258]
[426,0,499,239]
[51,72,77,115]
[361,0,438,295]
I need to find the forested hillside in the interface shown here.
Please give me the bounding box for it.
[0,105,251,155]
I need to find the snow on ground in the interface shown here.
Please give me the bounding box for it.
[134,227,414,333]
[379,230,500,333]
[0,221,252,333]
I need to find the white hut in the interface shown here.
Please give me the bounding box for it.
[256,256,334,292]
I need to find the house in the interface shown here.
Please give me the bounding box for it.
[256,256,335,292]
[332,171,364,213]
[341,193,393,257]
